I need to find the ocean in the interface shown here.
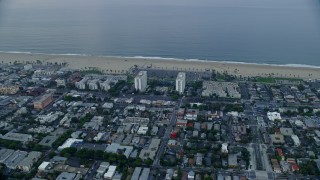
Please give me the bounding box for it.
[0,0,320,66]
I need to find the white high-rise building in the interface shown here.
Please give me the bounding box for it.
[87,79,99,90]
[176,72,186,94]
[134,71,147,92]
[75,78,88,90]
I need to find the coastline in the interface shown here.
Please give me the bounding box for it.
[0,52,319,80]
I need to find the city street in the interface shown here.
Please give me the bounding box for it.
[153,97,184,167]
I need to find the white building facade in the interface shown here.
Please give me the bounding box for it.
[176,72,186,94]
[134,71,147,92]
[75,78,87,90]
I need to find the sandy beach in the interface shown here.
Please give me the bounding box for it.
[0,52,319,80]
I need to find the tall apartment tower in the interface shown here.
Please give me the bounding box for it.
[176,72,186,94]
[134,71,147,92]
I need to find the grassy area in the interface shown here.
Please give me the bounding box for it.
[215,72,236,81]
[127,75,134,84]
[81,69,103,75]
[255,77,302,84]
[216,73,225,81]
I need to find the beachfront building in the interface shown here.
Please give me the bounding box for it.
[134,71,147,92]
[176,72,186,94]
[75,77,88,90]
[202,81,241,98]
[100,80,112,91]
[87,79,99,90]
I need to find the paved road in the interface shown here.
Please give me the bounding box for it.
[153,97,184,167]
[85,161,100,180]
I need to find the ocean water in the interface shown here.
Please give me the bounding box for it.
[0,0,320,66]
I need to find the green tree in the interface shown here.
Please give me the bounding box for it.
[94,150,104,159]
[49,151,57,158]
[144,158,153,166]
[108,153,118,163]
[297,84,305,91]
[133,158,143,167]
[60,147,77,157]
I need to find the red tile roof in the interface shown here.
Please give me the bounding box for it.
[292,164,299,171]
[276,148,284,157]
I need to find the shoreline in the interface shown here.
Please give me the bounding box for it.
[1,51,320,69]
[0,52,319,80]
